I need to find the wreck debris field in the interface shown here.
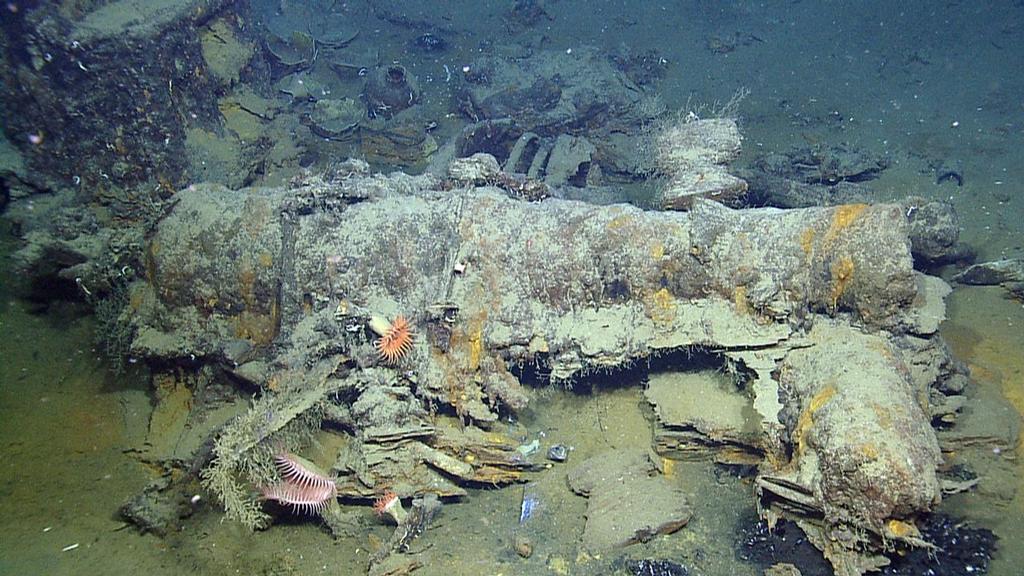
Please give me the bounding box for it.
[1,1,1022,576]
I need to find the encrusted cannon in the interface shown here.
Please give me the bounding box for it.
[121,163,955,573]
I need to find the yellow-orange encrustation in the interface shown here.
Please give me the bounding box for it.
[373,315,414,364]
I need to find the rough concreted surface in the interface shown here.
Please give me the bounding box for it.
[137,177,920,370]
[658,118,748,210]
[689,200,916,328]
[772,321,942,528]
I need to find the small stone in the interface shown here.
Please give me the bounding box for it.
[954,258,1024,286]
[447,153,500,185]
[413,33,447,52]
[765,562,802,576]
[514,534,533,558]
[547,444,569,462]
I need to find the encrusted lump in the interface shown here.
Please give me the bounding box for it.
[767,320,943,523]
[137,164,934,418]
[122,163,963,574]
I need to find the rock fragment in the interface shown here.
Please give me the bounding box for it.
[568,450,692,551]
